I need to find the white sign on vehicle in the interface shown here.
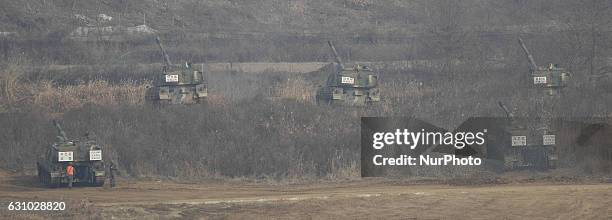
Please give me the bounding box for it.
[89,150,102,161]
[58,151,73,162]
[165,74,179,82]
[511,136,527,146]
[341,76,355,84]
[533,76,547,84]
[543,135,555,145]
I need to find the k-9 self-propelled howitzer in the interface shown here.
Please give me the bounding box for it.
[315,41,380,106]
[518,37,570,96]
[145,36,208,105]
[37,121,106,187]
[497,102,558,170]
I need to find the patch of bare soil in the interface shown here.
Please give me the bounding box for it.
[0,171,610,219]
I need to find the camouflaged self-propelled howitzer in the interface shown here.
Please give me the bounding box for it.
[498,102,558,170]
[518,37,570,96]
[37,121,106,187]
[145,36,208,105]
[316,41,380,106]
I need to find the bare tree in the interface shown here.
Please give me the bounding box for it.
[548,0,612,76]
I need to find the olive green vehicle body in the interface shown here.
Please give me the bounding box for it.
[452,104,558,171]
[498,102,558,170]
[518,37,570,95]
[145,37,208,105]
[37,121,106,187]
[316,41,380,106]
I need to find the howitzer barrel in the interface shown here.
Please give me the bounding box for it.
[156,36,173,67]
[53,120,68,141]
[498,102,514,119]
[518,37,538,72]
[327,41,344,69]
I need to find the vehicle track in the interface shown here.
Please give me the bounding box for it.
[1,170,611,219]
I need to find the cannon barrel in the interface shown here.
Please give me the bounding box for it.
[156,36,173,67]
[498,102,514,119]
[518,37,538,73]
[327,41,344,69]
[52,120,68,142]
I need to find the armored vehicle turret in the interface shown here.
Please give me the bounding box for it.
[316,41,380,106]
[37,121,106,187]
[518,37,570,96]
[145,36,208,105]
[498,102,558,170]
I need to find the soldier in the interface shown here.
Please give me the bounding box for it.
[109,162,117,188]
[66,162,74,188]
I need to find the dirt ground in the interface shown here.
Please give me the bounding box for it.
[0,170,611,220]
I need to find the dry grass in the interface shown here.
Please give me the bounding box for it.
[0,80,147,115]
[1,61,609,180]
[0,60,29,111]
[272,76,315,104]
[30,80,148,114]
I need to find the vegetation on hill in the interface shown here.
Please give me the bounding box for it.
[1,0,612,179]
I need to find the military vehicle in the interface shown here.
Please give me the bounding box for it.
[497,102,558,170]
[37,121,106,187]
[145,36,208,105]
[315,41,380,106]
[518,37,570,96]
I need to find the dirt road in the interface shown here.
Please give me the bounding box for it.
[0,170,610,219]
